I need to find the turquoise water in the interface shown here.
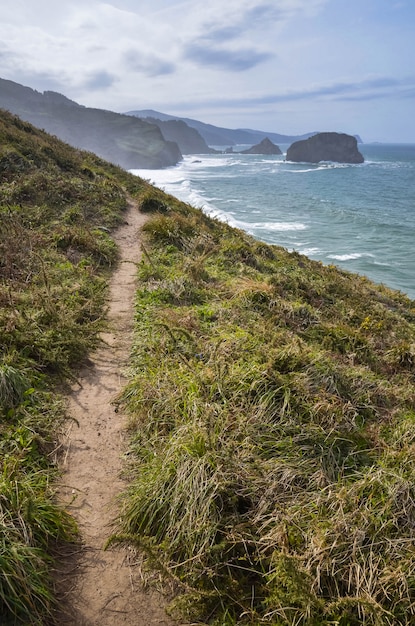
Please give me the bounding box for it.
[131,143,415,300]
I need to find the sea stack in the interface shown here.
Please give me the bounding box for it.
[241,137,282,155]
[287,132,364,164]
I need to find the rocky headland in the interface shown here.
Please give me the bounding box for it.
[135,116,217,155]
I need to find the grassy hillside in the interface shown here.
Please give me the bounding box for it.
[1,108,415,625]
[0,109,148,624]
[115,191,415,624]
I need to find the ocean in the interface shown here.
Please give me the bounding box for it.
[131,143,415,301]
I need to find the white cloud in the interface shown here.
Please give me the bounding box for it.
[0,0,329,90]
[0,0,414,141]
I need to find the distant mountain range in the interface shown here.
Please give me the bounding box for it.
[0,77,362,169]
[127,109,320,147]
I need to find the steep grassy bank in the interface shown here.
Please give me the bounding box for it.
[0,110,147,624]
[116,190,415,625]
[2,107,415,626]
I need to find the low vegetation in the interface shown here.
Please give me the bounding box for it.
[116,192,415,625]
[2,108,415,625]
[0,110,145,624]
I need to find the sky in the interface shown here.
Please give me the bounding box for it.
[1,0,414,143]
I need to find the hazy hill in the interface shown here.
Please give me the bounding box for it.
[0,77,182,169]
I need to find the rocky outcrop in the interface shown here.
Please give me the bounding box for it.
[286,132,364,164]
[0,78,182,169]
[241,137,282,155]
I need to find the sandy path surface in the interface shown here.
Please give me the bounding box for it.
[55,200,177,625]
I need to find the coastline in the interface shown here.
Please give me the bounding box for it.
[130,143,415,301]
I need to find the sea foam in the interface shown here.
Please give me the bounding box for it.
[328,252,375,261]
[131,144,415,299]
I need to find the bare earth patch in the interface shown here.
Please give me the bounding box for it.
[55,201,178,625]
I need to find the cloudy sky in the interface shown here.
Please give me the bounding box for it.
[1,0,414,142]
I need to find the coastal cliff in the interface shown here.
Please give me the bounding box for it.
[131,115,217,155]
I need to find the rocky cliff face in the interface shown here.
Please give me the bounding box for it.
[286,132,364,164]
[141,117,217,154]
[0,78,182,169]
[241,137,282,155]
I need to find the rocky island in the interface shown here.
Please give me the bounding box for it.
[241,137,282,155]
[287,132,364,164]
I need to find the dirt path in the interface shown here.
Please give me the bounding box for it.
[55,200,177,625]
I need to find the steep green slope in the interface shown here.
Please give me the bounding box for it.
[0,109,148,624]
[116,190,415,625]
[0,78,182,169]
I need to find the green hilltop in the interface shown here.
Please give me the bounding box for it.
[1,109,415,625]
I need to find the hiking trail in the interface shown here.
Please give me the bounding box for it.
[55,200,178,625]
